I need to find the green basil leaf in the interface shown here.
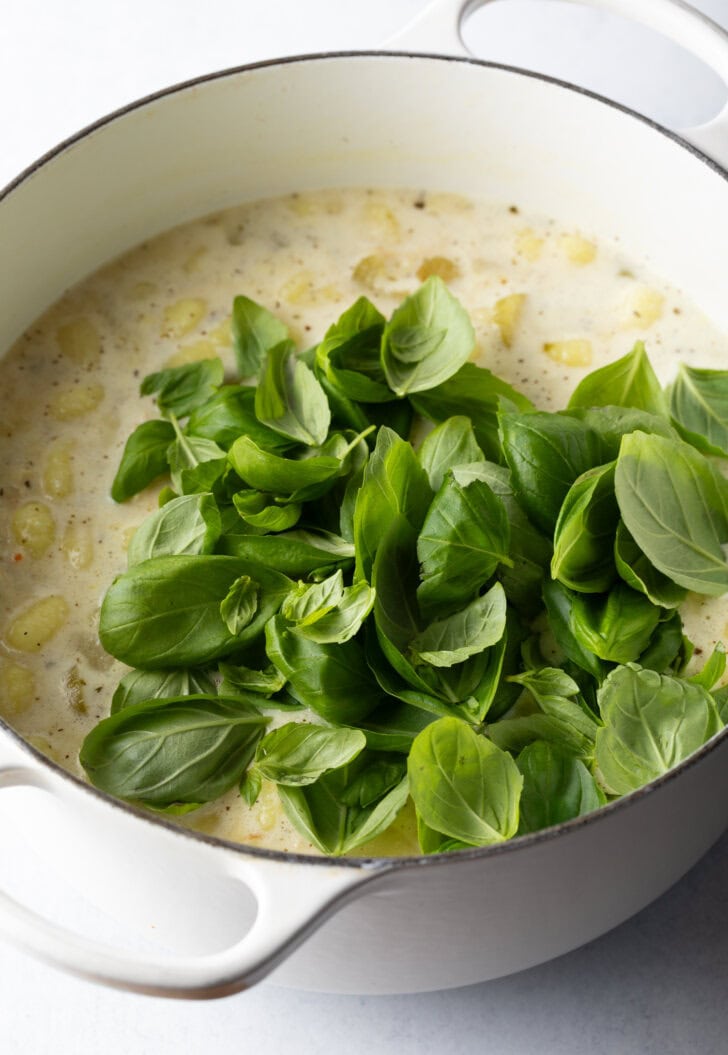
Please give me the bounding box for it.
[111,667,217,713]
[282,569,345,623]
[381,277,475,396]
[219,575,259,635]
[80,695,268,808]
[595,665,723,794]
[277,752,409,855]
[187,385,292,451]
[689,643,726,690]
[358,700,436,752]
[265,614,383,724]
[100,555,291,668]
[516,741,603,834]
[668,363,728,457]
[500,411,606,534]
[283,572,376,644]
[240,767,263,807]
[127,493,221,566]
[417,474,510,619]
[232,295,289,377]
[542,580,608,681]
[110,419,175,502]
[411,363,534,463]
[217,528,354,577]
[714,684,728,723]
[228,433,351,502]
[253,723,366,786]
[353,426,432,583]
[140,358,224,418]
[315,297,391,403]
[487,713,595,759]
[232,490,302,533]
[167,420,228,495]
[615,431,728,596]
[551,462,619,593]
[417,415,485,491]
[570,582,662,665]
[408,717,522,846]
[564,405,678,456]
[613,520,687,609]
[568,341,668,417]
[410,582,506,668]
[255,341,331,447]
[218,661,286,697]
[637,610,688,673]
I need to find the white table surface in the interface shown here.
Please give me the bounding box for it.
[2,2,728,1052]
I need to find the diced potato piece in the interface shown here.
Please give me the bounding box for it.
[623,287,665,329]
[208,317,232,347]
[543,339,593,366]
[120,525,137,551]
[162,297,207,338]
[361,200,401,239]
[12,502,56,558]
[5,596,69,653]
[128,280,158,301]
[280,270,340,305]
[56,318,101,366]
[49,382,105,420]
[62,665,87,715]
[0,660,35,716]
[165,339,217,367]
[352,253,410,297]
[42,441,75,498]
[183,248,208,274]
[62,523,94,570]
[515,228,544,261]
[493,293,527,348]
[416,256,460,283]
[560,233,597,265]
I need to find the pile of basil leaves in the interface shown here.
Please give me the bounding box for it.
[80,276,728,856]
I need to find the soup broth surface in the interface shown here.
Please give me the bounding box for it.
[1,187,726,855]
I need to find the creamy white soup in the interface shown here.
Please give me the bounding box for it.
[1,187,726,855]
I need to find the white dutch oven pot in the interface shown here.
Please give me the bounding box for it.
[1,0,728,998]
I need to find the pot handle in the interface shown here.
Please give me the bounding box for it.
[386,0,728,169]
[0,762,386,999]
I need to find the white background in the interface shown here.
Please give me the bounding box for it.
[2,2,728,1052]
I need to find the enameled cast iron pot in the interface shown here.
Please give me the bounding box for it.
[1,0,728,999]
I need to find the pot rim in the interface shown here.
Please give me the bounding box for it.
[1,48,727,873]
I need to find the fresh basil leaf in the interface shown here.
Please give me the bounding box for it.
[358,700,436,752]
[517,741,603,834]
[277,751,409,855]
[80,695,268,808]
[111,667,217,713]
[219,575,259,635]
[714,684,728,723]
[315,297,391,403]
[487,713,595,759]
[167,420,228,495]
[218,661,286,698]
[240,766,263,807]
[253,723,366,786]
[416,816,477,854]
[568,341,668,417]
[217,528,354,577]
[613,520,687,609]
[689,643,726,690]
[411,362,533,463]
[228,433,355,502]
[501,411,607,535]
[255,341,331,447]
[595,665,723,795]
[564,405,678,456]
[381,277,475,396]
[187,385,292,451]
[417,474,510,619]
[417,416,485,491]
[282,572,376,645]
[265,614,383,724]
[570,582,661,665]
[127,492,221,566]
[100,555,291,668]
[668,363,728,458]
[637,610,688,673]
[542,580,608,681]
[110,419,175,502]
[551,462,619,593]
[615,431,728,596]
[452,461,552,614]
[353,426,432,583]
[408,717,522,846]
[232,295,289,377]
[410,582,506,668]
[232,490,302,533]
[140,358,224,418]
